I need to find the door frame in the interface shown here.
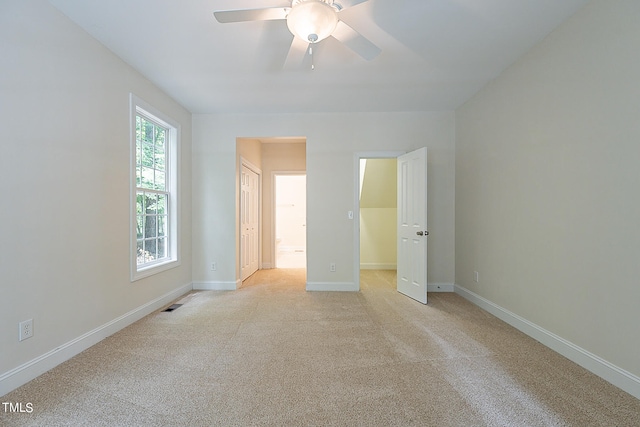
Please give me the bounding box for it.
[272,171,307,269]
[353,151,405,291]
[239,157,262,281]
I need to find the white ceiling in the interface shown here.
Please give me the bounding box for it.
[49,0,589,114]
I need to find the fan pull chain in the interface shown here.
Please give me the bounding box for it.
[309,45,315,70]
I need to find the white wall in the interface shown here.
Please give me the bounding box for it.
[192,112,455,290]
[237,138,262,170]
[0,0,192,395]
[455,0,640,396]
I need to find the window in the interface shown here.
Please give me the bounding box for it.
[130,95,179,280]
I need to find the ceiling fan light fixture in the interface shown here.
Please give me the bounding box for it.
[287,0,338,43]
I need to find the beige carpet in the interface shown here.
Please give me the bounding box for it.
[1,269,639,426]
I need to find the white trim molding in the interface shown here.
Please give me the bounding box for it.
[455,284,640,400]
[193,280,239,291]
[0,282,192,397]
[306,282,359,292]
[428,282,454,292]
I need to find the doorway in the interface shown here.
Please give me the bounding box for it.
[355,149,428,304]
[236,137,306,285]
[359,158,397,271]
[356,153,403,289]
[274,174,306,269]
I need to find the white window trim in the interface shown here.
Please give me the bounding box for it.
[130,94,180,281]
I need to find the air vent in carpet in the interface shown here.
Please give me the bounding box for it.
[162,304,182,312]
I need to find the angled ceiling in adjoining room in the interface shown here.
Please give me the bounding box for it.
[360,158,396,209]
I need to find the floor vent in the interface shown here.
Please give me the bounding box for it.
[162,304,182,312]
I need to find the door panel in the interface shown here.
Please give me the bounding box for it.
[397,147,428,304]
[241,165,260,281]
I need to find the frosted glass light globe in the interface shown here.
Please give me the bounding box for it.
[287,0,338,43]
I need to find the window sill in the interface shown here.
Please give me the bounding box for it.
[131,258,180,282]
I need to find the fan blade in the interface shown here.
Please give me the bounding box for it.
[331,20,381,60]
[283,36,309,70]
[214,7,290,23]
[335,0,369,10]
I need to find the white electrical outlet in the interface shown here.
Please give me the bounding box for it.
[474,271,479,283]
[330,263,336,272]
[19,319,33,341]
[211,262,217,271]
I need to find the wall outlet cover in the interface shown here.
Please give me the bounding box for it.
[19,319,33,341]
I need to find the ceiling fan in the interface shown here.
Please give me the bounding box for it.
[214,0,381,69]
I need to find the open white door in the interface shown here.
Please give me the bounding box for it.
[397,147,428,304]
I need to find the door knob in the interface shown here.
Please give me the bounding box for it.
[416,231,429,236]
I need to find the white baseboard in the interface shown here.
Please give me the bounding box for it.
[306,282,359,292]
[0,282,193,397]
[192,280,239,291]
[307,282,453,293]
[360,263,397,270]
[454,284,640,400]
[428,282,454,292]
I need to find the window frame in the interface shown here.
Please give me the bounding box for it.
[130,94,180,281]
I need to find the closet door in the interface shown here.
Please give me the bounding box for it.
[241,164,260,281]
